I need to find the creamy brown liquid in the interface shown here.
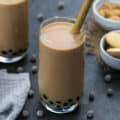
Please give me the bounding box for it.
[0,0,28,57]
[39,22,84,107]
[0,0,25,4]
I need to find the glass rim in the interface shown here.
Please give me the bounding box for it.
[39,16,85,49]
[40,16,76,31]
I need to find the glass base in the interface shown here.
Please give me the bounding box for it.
[41,100,79,114]
[0,52,27,63]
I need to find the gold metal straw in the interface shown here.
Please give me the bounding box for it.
[71,0,93,34]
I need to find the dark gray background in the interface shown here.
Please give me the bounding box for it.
[0,0,120,120]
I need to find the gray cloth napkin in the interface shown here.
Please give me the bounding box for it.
[0,69,31,120]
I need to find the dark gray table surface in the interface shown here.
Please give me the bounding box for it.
[0,0,120,120]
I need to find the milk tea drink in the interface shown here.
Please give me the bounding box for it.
[0,0,28,63]
[39,17,85,114]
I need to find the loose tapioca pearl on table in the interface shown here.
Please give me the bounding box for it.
[31,65,38,74]
[17,66,24,73]
[87,110,94,119]
[107,88,114,97]
[22,110,29,118]
[36,110,45,118]
[57,1,64,10]
[30,54,36,63]
[104,74,112,83]
[28,89,34,98]
[89,91,95,102]
[37,13,44,22]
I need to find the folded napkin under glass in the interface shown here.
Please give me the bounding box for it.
[0,69,31,120]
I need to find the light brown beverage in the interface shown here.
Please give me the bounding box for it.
[0,0,28,63]
[39,17,85,114]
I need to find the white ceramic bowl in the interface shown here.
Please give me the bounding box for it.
[100,30,120,70]
[92,0,120,30]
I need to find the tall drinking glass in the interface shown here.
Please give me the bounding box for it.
[39,17,85,114]
[0,0,28,63]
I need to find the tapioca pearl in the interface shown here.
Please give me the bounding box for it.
[22,48,27,53]
[89,91,95,102]
[30,54,36,63]
[68,99,73,103]
[28,89,34,98]
[56,105,61,109]
[13,52,19,56]
[36,110,45,118]
[17,66,24,73]
[49,101,54,105]
[8,49,13,53]
[57,1,64,10]
[1,50,7,55]
[56,101,62,104]
[107,88,114,97]
[31,65,38,74]
[63,103,68,107]
[8,50,13,57]
[87,110,94,119]
[23,48,27,52]
[43,94,48,100]
[22,110,29,118]
[37,13,44,22]
[70,102,75,106]
[104,74,112,83]
[76,96,80,101]
[13,52,17,56]
[19,49,24,53]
